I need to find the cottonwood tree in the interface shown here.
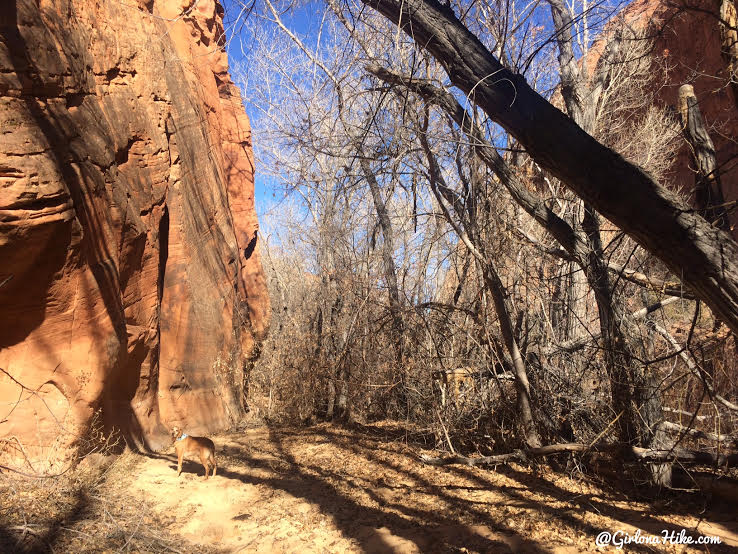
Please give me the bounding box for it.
[326,0,675,463]
[543,0,673,477]
[236,7,453,419]
[229,0,737,474]
[356,0,738,336]
[321,0,736,474]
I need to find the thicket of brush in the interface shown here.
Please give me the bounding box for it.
[237,0,738,481]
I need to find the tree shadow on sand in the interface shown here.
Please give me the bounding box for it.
[206,424,737,553]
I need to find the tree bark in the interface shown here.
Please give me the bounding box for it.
[718,0,738,110]
[360,0,738,335]
[678,84,728,231]
[360,157,405,360]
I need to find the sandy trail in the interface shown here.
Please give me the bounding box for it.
[123,423,738,553]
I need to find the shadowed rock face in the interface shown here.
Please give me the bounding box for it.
[0,0,269,469]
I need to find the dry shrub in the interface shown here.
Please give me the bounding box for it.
[0,411,217,553]
[0,449,219,553]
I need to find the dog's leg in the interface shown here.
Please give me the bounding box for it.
[201,452,209,479]
[177,451,183,477]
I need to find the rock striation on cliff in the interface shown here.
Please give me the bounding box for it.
[0,0,269,470]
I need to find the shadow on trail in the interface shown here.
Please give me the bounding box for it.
[0,487,90,553]
[211,424,736,553]
[209,424,548,553]
[134,423,736,552]
[431,448,738,553]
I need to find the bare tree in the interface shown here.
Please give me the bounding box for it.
[228,0,737,470]
[358,0,738,336]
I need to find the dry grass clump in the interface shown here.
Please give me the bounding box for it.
[0,450,220,553]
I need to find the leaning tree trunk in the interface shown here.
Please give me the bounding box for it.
[360,157,405,361]
[419,121,542,448]
[359,156,411,417]
[360,0,738,335]
[480,263,542,449]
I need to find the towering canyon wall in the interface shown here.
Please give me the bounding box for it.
[0,0,269,470]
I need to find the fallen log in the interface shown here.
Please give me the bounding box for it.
[420,442,738,467]
[659,421,737,446]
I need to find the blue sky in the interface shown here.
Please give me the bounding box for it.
[217,0,630,221]
[220,0,324,216]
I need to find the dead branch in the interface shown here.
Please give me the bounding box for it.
[650,322,738,412]
[659,421,737,446]
[544,296,681,355]
[606,262,695,299]
[419,442,738,467]
[663,407,709,421]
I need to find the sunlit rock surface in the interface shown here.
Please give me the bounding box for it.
[0,0,269,470]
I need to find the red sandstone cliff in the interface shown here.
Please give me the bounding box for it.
[0,0,269,471]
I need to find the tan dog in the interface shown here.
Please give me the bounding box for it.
[171,427,217,479]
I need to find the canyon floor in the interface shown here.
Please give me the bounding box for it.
[2,422,737,553]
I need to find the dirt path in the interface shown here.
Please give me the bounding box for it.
[113,422,738,553]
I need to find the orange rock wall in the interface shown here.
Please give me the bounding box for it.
[0,0,269,469]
